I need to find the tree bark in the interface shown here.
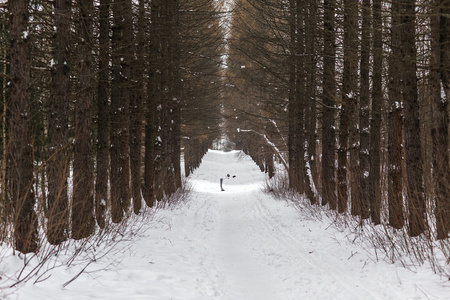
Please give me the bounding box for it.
[432,0,450,239]
[47,0,71,245]
[322,0,337,208]
[388,0,405,229]
[369,0,382,224]
[130,0,146,214]
[72,0,95,240]
[95,0,110,229]
[110,0,132,222]
[358,0,371,218]
[9,0,38,253]
[401,0,426,237]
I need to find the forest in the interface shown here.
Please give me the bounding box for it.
[0,0,449,277]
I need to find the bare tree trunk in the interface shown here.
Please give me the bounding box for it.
[130,0,146,214]
[72,0,95,240]
[358,0,371,218]
[1,13,9,238]
[369,0,382,224]
[401,0,426,237]
[306,0,318,200]
[322,0,336,208]
[168,0,182,192]
[432,0,450,239]
[9,0,38,253]
[388,0,405,229]
[143,0,158,207]
[288,0,298,192]
[110,0,132,222]
[47,0,71,245]
[95,0,110,229]
[338,0,358,214]
[347,0,360,217]
[296,0,307,195]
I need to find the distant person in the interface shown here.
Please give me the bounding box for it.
[220,174,236,191]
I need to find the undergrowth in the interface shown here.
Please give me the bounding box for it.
[263,170,450,279]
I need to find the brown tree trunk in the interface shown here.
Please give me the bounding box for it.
[369,0,382,224]
[9,0,38,253]
[306,0,318,201]
[1,13,7,239]
[168,0,182,192]
[347,0,360,217]
[95,0,110,229]
[130,0,146,214]
[143,0,159,208]
[288,0,299,192]
[338,0,358,214]
[401,0,426,237]
[322,0,336,208]
[72,0,95,240]
[432,0,450,239]
[110,0,132,222]
[358,0,371,218]
[47,0,71,245]
[296,0,307,195]
[388,0,405,229]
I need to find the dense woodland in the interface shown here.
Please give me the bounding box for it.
[0,0,449,270]
[0,0,223,253]
[225,0,449,245]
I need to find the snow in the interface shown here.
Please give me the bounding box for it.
[1,150,449,299]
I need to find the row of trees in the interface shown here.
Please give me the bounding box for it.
[0,0,223,254]
[225,0,449,240]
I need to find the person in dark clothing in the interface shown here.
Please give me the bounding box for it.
[220,174,235,191]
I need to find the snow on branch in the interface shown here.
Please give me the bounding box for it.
[238,128,288,171]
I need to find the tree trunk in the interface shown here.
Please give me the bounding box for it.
[347,0,360,217]
[358,0,371,218]
[401,0,426,237]
[432,0,450,239]
[95,0,110,229]
[388,0,405,229]
[369,0,382,224]
[322,0,336,208]
[143,0,159,208]
[130,0,146,214]
[110,0,132,222]
[72,0,95,240]
[288,0,298,191]
[9,0,38,253]
[47,0,71,245]
[306,0,318,202]
[1,11,10,242]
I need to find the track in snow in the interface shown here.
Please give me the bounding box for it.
[6,149,448,300]
[184,150,428,300]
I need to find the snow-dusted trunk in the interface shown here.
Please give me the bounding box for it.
[9,0,38,253]
[322,0,336,208]
[288,0,299,192]
[387,0,404,230]
[47,0,71,245]
[110,0,133,222]
[432,0,450,239]
[358,0,370,218]
[72,0,95,239]
[401,0,426,237]
[95,0,110,229]
[130,0,146,214]
[1,13,7,235]
[368,0,382,224]
[306,0,319,203]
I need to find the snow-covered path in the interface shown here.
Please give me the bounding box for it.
[3,150,449,299]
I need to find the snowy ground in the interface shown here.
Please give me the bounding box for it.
[1,150,449,299]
